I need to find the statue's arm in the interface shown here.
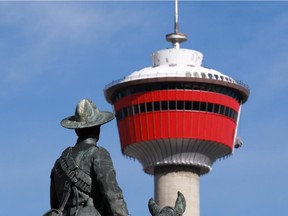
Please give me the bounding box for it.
[50,172,59,209]
[93,147,129,216]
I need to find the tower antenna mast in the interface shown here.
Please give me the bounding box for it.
[166,0,187,49]
[175,0,179,33]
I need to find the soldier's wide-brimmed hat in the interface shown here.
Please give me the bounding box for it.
[61,99,114,129]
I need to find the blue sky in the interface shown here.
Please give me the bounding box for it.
[0,1,287,216]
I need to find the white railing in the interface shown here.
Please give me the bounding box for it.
[104,70,249,91]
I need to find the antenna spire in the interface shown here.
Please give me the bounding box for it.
[175,0,179,33]
[166,0,187,49]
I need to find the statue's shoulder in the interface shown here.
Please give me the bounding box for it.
[92,146,112,161]
[93,145,109,154]
[61,147,72,157]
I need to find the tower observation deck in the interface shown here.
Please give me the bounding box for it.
[104,1,249,215]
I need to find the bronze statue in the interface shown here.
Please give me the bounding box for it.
[44,99,129,216]
[148,192,186,216]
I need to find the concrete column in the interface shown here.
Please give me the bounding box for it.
[154,166,200,216]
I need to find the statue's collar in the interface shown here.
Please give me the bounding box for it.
[76,137,97,145]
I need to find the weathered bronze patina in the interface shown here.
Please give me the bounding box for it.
[45,99,129,216]
[148,192,186,216]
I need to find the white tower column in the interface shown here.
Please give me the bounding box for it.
[154,166,200,216]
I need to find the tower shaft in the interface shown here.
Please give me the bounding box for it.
[154,166,200,216]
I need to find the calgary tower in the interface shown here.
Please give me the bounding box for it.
[104,1,249,215]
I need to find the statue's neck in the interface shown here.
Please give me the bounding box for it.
[76,137,97,145]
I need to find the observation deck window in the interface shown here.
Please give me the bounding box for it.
[200,102,207,111]
[177,101,184,110]
[207,103,213,112]
[147,102,153,112]
[185,101,192,110]
[161,101,168,110]
[116,100,238,122]
[128,106,133,116]
[193,102,200,111]
[154,101,160,110]
[214,104,219,114]
[134,104,139,114]
[220,105,225,114]
[113,82,241,103]
[169,101,177,110]
[140,103,146,113]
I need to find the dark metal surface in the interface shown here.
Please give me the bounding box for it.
[148,191,186,216]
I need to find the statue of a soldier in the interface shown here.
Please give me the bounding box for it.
[45,99,129,216]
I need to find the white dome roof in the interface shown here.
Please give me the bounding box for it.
[118,48,237,85]
[104,47,249,104]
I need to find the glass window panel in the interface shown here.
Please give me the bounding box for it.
[140,103,146,113]
[185,101,192,110]
[169,101,176,110]
[207,103,213,112]
[154,101,160,111]
[200,102,207,111]
[214,104,219,113]
[225,107,230,117]
[134,104,139,114]
[147,102,153,112]
[193,102,200,110]
[123,107,128,117]
[177,101,184,110]
[128,106,133,116]
[220,105,225,115]
[114,83,241,103]
[161,101,168,110]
